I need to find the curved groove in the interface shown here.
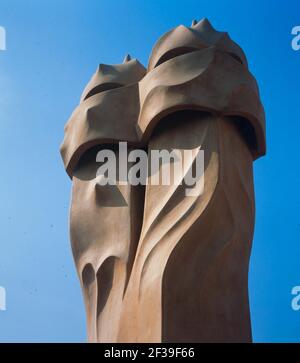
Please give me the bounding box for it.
[83,82,123,101]
[138,145,217,294]
[96,256,116,320]
[154,47,243,69]
[82,263,96,290]
[160,187,236,300]
[138,175,223,299]
[81,263,97,342]
[154,47,200,68]
[139,119,209,240]
[226,51,243,64]
[138,198,199,297]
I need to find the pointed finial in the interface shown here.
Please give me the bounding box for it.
[191,19,198,26]
[195,18,215,32]
[123,54,131,63]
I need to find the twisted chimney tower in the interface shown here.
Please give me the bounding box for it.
[61,18,266,342]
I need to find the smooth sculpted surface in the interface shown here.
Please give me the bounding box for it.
[60,18,266,342]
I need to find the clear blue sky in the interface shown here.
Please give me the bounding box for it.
[0,0,299,342]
